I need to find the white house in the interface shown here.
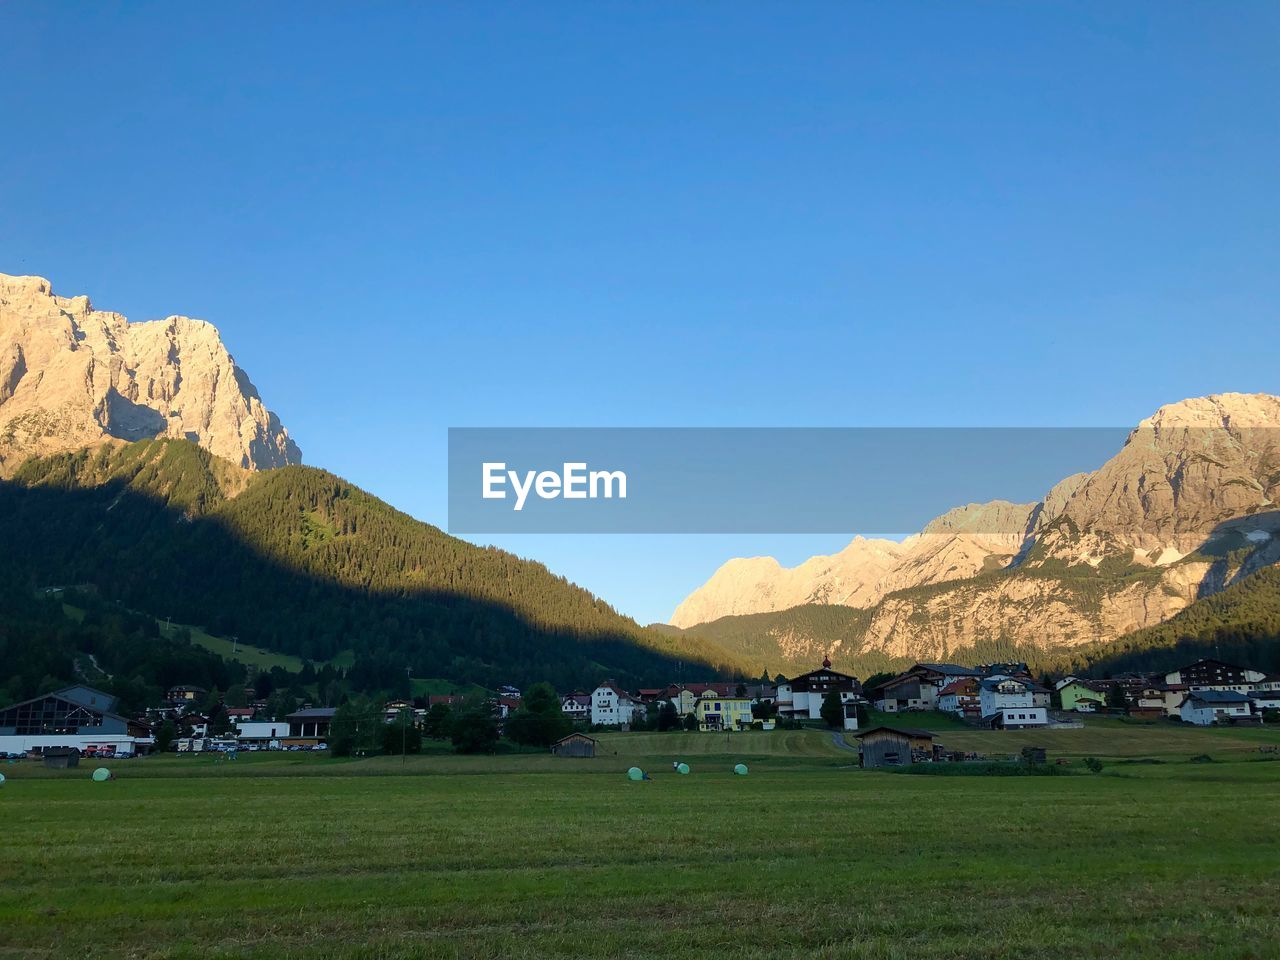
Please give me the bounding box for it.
[560,693,591,723]
[979,676,1048,729]
[234,720,290,746]
[775,657,863,721]
[1249,689,1280,712]
[1180,690,1254,725]
[937,678,981,716]
[590,682,643,726]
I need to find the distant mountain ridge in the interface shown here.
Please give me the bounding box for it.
[673,393,1280,673]
[0,273,300,474]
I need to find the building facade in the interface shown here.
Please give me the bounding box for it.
[855,726,939,768]
[937,678,981,717]
[1179,690,1254,725]
[0,685,152,756]
[590,682,643,726]
[1165,659,1266,693]
[694,693,754,732]
[979,677,1048,729]
[775,657,863,721]
[1056,678,1111,712]
[235,720,291,745]
[869,664,983,712]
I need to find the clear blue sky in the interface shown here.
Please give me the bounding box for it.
[3,2,1277,624]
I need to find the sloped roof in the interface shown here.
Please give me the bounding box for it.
[853,725,936,740]
[693,691,751,704]
[54,685,118,712]
[286,707,338,719]
[915,663,980,677]
[979,676,1031,692]
[594,681,639,702]
[0,685,120,717]
[1186,690,1252,704]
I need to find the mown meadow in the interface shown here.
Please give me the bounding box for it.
[1,725,1278,959]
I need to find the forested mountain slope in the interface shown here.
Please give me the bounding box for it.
[0,439,743,690]
[1072,565,1280,678]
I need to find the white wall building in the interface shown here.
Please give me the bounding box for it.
[560,694,590,723]
[235,720,291,744]
[1250,689,1280,712]
[979,676,1048,729]
[591,682,643,726]
[775,659,863,721]
[1180,690,1254,726]
[0,686,152,757]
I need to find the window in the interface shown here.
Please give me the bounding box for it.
[0,697,103,735]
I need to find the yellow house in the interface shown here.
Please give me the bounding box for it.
[694,694,754,732]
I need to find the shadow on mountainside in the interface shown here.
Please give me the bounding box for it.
[1068,511,1280,679]
[0,447,741,691]
[1187,510,1280,600]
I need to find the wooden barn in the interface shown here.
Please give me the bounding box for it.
[853,726,940,768]
[42,747,81,769]
[550,733,597,758]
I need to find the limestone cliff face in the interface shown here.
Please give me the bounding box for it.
[672,393,1280,667]
[671,502,1039,630]
[669,536,905,628]
[0,273,300,474]
[1028,394,1280,561]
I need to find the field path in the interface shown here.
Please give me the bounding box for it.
[831,731,858,753]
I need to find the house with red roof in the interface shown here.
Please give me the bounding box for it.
[936,678,981,717]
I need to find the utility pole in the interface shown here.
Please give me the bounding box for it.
[402,708,408,766]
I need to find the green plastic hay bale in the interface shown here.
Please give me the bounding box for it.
[92,767,112,782]
[676,762,690,775]
[627,767,645,781]
[733,763,748,776]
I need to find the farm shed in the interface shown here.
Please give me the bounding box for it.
[854,726,939,768]
[42,747,81,769]
[550,733,597,758]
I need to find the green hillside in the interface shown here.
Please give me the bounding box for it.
[673,604,904,678]
[0,582,245,710]
[0,439,744,692]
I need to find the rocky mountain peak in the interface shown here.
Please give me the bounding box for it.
[0,272,300,474]
[673,393,1280,634]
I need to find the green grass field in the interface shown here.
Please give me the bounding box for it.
[868,713,1280,759]
[408,677,489,700]
[168,621,308,673]
[1,725,1278,959]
